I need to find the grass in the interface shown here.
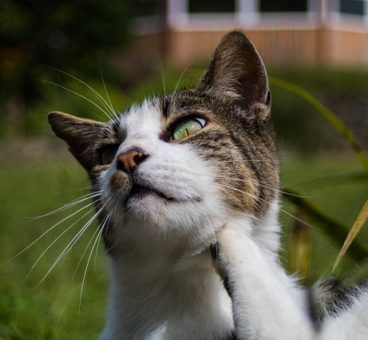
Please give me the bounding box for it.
[0,146,367,339]
[279,153,368,281]
[0,151,107,339]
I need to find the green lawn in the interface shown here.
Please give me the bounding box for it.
[0,150,106,339]
[0,147,367,339]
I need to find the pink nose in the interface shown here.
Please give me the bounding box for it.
[117,148,148,172]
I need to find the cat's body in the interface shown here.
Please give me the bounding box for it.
[48,31,368,339]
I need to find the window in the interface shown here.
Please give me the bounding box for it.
[188,0,236,13]
[259,0,307,13]
[340,0,364,16]
[134,0,162,17]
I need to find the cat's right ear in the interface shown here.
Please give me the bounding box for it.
[48,111,105,171]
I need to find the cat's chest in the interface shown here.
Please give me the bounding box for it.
[105,251,234,339]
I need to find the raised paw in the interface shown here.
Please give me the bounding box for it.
[210,241,233,297]
[210,223,254,293]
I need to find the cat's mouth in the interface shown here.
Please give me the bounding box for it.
[128,183,175,202]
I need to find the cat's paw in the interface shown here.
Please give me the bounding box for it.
[210,223,251,284]
[217,223,251,259]
[210,242,226,275]
[210,242,233,295]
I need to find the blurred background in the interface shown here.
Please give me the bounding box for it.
[0,0,367,338]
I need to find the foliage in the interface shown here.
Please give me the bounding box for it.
[270,77,368,171]
[272,79,368,281]
[0,156,106,339]
[269,67,368,152]
[0,0,132,136]
[333,200,368,272]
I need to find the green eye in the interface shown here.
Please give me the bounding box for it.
[100,144,119,165]
[172,117,206,141]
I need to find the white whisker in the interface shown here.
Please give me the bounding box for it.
[52,67,116,118]
[173,60,196,95]
[219,181,320,231]
[159,60,166,99]
[99,64,119,123]
[41,80,113,121]
[30,191,101,219]
[37,204,106,286]
[25,207,95,280]
[72,212,110,279]
[5,200,97,265]
[79,214,109,313]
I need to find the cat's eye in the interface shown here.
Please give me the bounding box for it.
[172,117,206,141]
[100,144,119,165]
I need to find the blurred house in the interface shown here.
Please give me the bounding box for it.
[129,0,368,67]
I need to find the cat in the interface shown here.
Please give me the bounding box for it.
[48,31,368,339]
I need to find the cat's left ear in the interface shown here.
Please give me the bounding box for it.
[198,31,270,121]
[48,111,105,171]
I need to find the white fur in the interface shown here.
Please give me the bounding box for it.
[217,222,313,340]
[318,292,368,340]
[99,100,234,339]
[97,100,368,339]
[217,221,368,340]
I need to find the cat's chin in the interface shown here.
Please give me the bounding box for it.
[122,195,211,237]
[125,186,201,215]
[127,186,176,204]
[126,194,183,223]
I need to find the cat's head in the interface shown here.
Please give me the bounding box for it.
[48,31,278,252]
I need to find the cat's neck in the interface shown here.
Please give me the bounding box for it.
[101,200,282,339]
[102,239,234,339]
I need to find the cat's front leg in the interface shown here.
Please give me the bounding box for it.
[211,223,315,340]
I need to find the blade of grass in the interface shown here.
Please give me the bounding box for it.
[294,170,368,189]
[332,200,368,272]
[282,188,368,263]
[270,77,368,172]
[289,212,311,284]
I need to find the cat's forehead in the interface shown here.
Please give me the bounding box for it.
[117,91,212,133]
[119,99,163,135]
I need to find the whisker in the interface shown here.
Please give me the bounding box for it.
[217,182,319,231]
[58,205,107,265]
[99,64,119,123]
[220,174,310,199]
[173,60,196,95]
[25,207,95,280]
[92,231,102,270]
[4,200,97,265]
[51,67,116,118]
[79,214,109,313]
[241,189,312,228]
[37,204,106,286]
[40,80,113,121]
[177,167,309,199]
[72,213,110,279]
[159,60,166,99]
[29,191,101,220]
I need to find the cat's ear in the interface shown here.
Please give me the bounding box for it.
[48,111,105,171]
[199,31,270,120]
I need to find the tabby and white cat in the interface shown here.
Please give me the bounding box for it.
[48,31,368,339]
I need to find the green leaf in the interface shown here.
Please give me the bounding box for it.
[288,214,311,284]
[294,170,368,189]
[270,77,368,173]
[282,188,368,263]
[332,200,368,272]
